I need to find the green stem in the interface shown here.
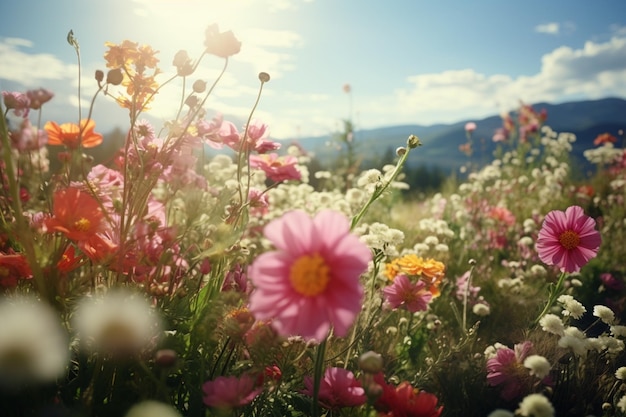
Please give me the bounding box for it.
[311,338,327,417]
[533,271,567,326]
[350,135,420,230]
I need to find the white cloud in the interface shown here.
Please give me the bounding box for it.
[0,38,77,85]
[535,22,560,35]
[350,34,626,128]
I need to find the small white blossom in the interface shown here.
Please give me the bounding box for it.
[593,305,615,324]
[558,295,586,319]
[558,326,588,357]
[539,314,564,336]
[615,367,626,380]
[619,394,626,412]
[516,393,555,417]
[523,355,551,379]
[611,325,626,337]
[472,303,491,316]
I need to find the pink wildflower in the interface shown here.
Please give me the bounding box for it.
[202,374,262,409]
[10,119,47,151]
[2,91,30,117]
[383,274,433,313]
[249,153,301,182]
[486,341,533,400]
[248,210,371,341]
[536,205,601,273]
[302,367,366,410]
[26,88,54,109]
[464,122,477,133]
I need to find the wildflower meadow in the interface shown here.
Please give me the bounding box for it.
[2,24,626,417]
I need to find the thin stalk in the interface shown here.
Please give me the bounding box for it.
[311,338,327,417]
[532,271,567,327]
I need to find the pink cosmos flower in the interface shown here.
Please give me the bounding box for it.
[536,205,601,273]
[464,122,477,133]
[302,367,366,410]
[249,153,301,182]
[202,374,262,409]
[383,274,433,313]
[2,91,30,117]
[486,341,533,400]
[248,210,371,341]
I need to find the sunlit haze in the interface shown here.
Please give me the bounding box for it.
[1,0,626,139]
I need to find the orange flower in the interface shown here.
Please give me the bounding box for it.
[104,40,139,68]
[44,119,103,149]
[594,132,617,146]
[385,254,446,297]
[57,245,84,273]
[45,187,104,241]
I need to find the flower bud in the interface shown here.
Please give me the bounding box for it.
[407,134,422,149]
[258,72,270,83]
[95,70,104,83]
[106,68,123,85]
[192,80,207,93]
[155,349,178,368]
[359,350,383,373]
[396,146,406,156]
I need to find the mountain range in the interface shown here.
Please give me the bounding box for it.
[289,97,626,173]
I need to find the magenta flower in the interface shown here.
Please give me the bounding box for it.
[248,210,371,341]
[302,367,366,410]
[202,374,263,409]
[383,274,433,313]
[250,153,302,182]
[536,205,601,273]
[486,341,533,400]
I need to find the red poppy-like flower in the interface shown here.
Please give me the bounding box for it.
[536,205,601,273]
[44,119,103,149]
[0,252,32,288]
[593,132,617,146]
[374,373,443,417]
[45,187,104,241]
[204,24,241,58]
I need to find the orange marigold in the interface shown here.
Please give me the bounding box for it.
[385,254,445,297]
[44,119,103,149]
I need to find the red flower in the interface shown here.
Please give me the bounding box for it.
[593,132,617,146]
[44,119,103,149]
[374,373,443,417]
[0,251,32,288]
[45,187,104,241]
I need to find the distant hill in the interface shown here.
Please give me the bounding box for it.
[289,97,626,173]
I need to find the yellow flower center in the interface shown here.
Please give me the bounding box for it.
[289,254,330,296]
[559,230,580,250]
[74,218,91,232]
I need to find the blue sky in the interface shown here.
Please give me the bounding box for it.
[1,0,626,139]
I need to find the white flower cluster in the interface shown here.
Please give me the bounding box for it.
[356,222,405,256]
[583,143,624,165]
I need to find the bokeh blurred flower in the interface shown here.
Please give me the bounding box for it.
[0,251,32,288]
[593,132,617,146]
[465,122,477,133]
[2,91,30,117]
[383,274,433,313]
[204,24,241,58]
[0,296,68,387]
[302,367,366,410]
[248,210,371,341]
[385,254,445,296]
[249,153,301,182]
[536,205,601,273]
[202,374,262,409]
[516,393,554,417]
[72,290,162,357]
[44,119,103,149]
[523,355,551,379]
[125,400,182,417]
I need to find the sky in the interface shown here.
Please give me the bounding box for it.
[1,0,626,140]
